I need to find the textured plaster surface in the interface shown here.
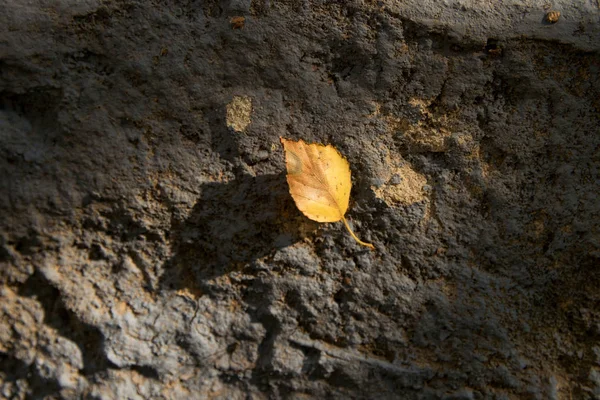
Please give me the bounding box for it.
[1,0,599,399]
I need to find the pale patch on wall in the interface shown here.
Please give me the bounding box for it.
[373,160,428,206]
[226,96,253,132]
[372,98,453,153]
[403,97,452,152]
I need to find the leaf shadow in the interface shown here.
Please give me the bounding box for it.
[159,172,313,294]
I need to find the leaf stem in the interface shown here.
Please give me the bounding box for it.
[341,217,375,250]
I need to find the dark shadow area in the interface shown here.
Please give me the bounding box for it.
[159,171,311,295]
[0,87,62,120]
[18,270,117,377]
[0,352,61,399]
[130,364,160,380]
[159,89,314,294]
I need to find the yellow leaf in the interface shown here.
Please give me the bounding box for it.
[280,137,374,250]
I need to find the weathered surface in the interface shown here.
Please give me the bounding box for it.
[1,0,599,399]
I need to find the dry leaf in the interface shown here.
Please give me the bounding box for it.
[280,137,374,250]
[230,16,245,29]
[545,10,560,23]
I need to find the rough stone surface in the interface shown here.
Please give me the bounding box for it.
[1,1,599,399]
